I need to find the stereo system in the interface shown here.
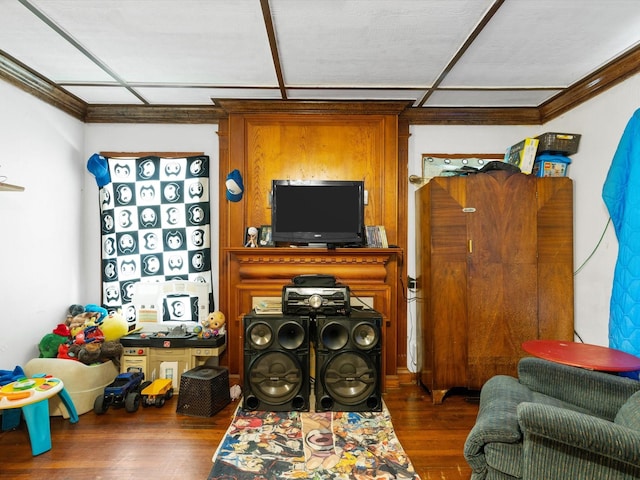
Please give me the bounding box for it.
[282,274,351,316]
[282,286,351,316]
[243,275,382,413]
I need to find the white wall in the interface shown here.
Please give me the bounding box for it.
[0,81,85,368]
[406,73,640,371]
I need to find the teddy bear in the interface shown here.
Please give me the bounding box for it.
[195,311,226,339]
[98,341,124,367]
[77,342,102,364]
[62,339,123,366]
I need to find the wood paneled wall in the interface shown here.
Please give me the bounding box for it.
[217,101,411,386]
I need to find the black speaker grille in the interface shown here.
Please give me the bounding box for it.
[322,351,376,405]
[247,351,304,405]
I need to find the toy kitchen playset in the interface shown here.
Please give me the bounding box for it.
[119,281,225,392]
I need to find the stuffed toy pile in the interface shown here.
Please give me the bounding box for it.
[38,304,129,367]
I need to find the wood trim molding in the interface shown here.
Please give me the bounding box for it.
[0,50,86,121]
[540,44,640,122]
[400,107,542,125]
[3,44,640,125]
[84,104,226,124]
[215,99,412,115]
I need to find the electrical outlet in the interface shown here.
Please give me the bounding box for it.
[407,276,417,290]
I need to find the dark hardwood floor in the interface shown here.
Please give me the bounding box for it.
[0,383,479,480]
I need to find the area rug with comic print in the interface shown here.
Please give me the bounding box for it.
[208,402,420,480]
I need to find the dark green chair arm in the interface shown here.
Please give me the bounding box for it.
[517,357,640,420]
[463,375,529,474]
[518,402,640,479]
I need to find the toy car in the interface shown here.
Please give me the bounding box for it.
[141,378,174,407]
[94,370,147,414]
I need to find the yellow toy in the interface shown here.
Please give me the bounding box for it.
[141,378,174,407]
[99,310,129,342]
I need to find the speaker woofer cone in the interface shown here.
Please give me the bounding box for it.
[247,321,273,349]
[322,351,375,405]
[320,321,349,350]
[352,322,379,350]
[248,351,302,405]
[278,321,305,350]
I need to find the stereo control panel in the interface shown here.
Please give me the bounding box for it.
[282,285,350,315]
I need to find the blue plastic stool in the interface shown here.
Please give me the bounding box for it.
[1,381,78,456]
[23,386,79,456]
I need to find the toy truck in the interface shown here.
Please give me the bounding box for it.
[141,378,174,407]
[94,370,147,414]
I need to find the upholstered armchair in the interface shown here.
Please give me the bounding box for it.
[464,357,640,479]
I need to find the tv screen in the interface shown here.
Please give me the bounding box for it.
[271,180,365,247]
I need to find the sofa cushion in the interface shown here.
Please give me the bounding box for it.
[615,390,640,431]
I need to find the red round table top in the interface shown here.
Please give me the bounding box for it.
[522,339,640,372]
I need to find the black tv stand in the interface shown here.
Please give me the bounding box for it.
[286,242,364,249]
[306,242,329,248]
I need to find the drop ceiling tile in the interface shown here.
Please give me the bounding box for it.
[424,89,562,107]
[0,1,113,82]
[29,0,278,86]
[271,0,495,87]
[62,85,144,104]
[442,0,640,87]
[136,87,283,105]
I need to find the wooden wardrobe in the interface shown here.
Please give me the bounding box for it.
[415,170,574,403]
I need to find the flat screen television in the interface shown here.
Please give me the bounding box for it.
[271,179,365,247]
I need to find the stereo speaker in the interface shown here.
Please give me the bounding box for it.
[315,310,382,412]
[243,313,310,411]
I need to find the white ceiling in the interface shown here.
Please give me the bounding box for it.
[1,0,640,109]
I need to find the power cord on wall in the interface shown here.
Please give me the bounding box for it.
[573,216,612,342]
[574,217,611,276]
[402,276,420,370]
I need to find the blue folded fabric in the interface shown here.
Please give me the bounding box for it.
[0,365,26,386]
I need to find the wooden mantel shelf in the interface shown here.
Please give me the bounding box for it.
[221,247,405,389]
[226,247,402,283]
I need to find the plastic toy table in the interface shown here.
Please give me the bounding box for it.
[0,377,78,455]
[522,340,640,372]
